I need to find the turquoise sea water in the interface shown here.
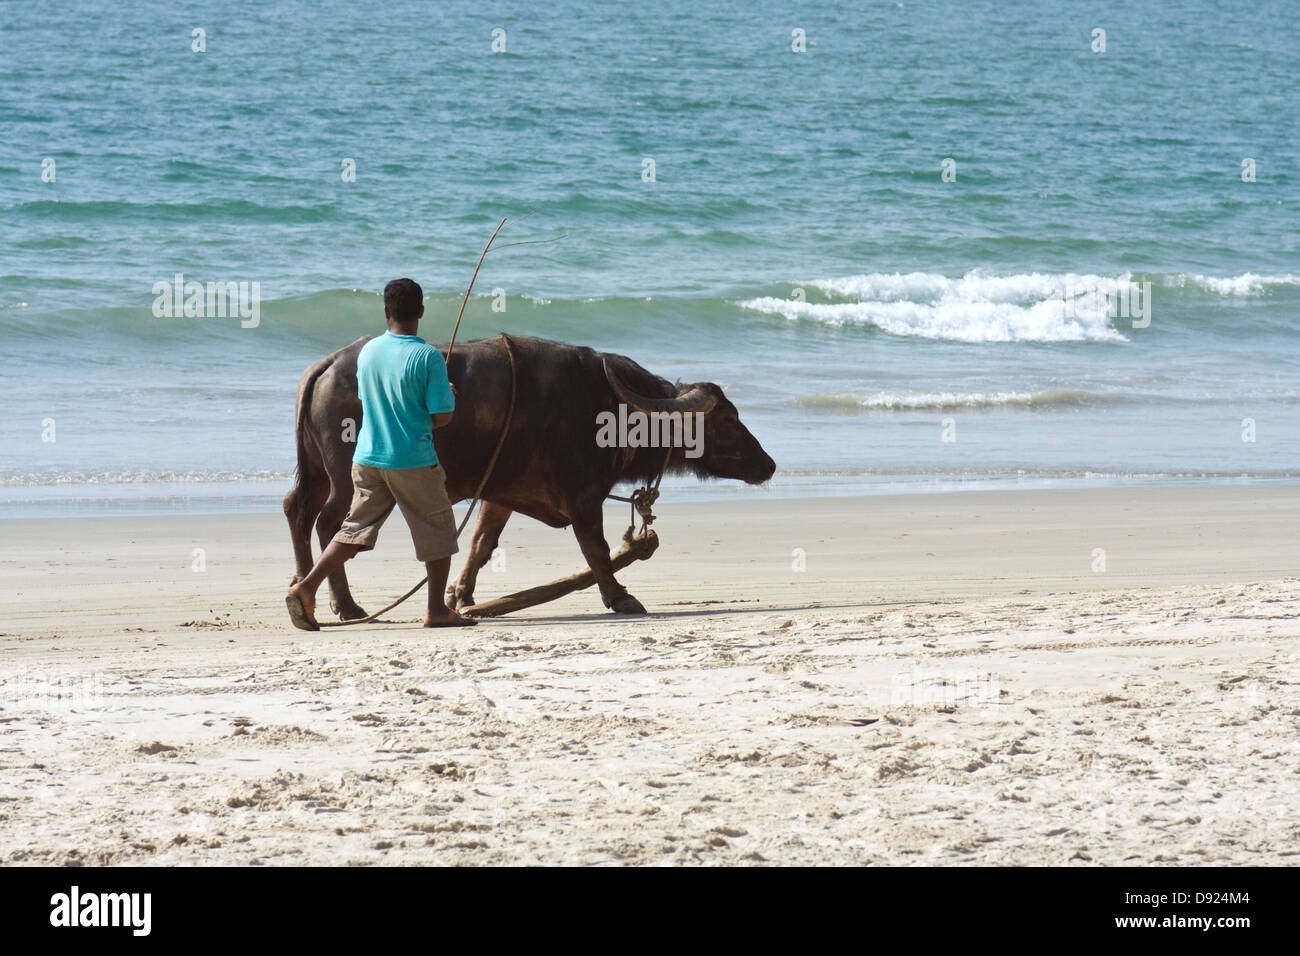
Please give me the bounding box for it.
[2,0,1297,515]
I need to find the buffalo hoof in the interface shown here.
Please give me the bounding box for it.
[446,586,473,611]
[610,594,647,615]
[332,600,369,622]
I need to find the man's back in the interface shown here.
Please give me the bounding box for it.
[353,331,455,470]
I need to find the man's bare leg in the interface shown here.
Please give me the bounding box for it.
[423,556,477,627]
[289,540,362,624]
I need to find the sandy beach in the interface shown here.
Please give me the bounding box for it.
[1,484,1296,866]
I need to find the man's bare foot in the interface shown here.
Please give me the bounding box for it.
[286,584,319,631]
[423,608,478,628]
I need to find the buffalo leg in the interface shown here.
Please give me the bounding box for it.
[448,501,513,610]
[284,459,328,586]
[570,503,646,614]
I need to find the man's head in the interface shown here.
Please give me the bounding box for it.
[384,278,424,330]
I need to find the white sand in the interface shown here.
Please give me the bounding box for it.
[0,485,1296,865]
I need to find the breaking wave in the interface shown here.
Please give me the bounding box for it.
[740,270,1300,343]
[739,271,1136,343]
[1171,273,1300,296]
[0,470,293,488]
[794,389,1109,411]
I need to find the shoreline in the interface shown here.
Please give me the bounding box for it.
[2,472,1297,521]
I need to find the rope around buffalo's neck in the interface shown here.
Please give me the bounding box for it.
[607,445,672,540]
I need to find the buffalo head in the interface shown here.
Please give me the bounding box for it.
[603,360,776,485]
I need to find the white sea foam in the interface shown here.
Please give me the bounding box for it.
[1179,273,1300,295]
[740,271,1133,343]
[795,389,1102,411]
[0,470,292,487]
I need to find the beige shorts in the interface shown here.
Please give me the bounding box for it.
[333,462,459,562]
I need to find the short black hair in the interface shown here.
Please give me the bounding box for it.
[384,278,423,323]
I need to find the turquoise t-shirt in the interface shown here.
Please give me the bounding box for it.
[353,331,456,469]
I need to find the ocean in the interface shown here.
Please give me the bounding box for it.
[2,0,1297,517]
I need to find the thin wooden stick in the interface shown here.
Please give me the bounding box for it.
[462,531,660,618]
[447,216,508,363]
[486,235,567,253]
[500,203,547,230]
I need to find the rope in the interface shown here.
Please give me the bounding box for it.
[319,332,517,627]
[456,333,517,537]
[607,446,672,541]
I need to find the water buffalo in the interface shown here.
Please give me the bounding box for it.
[284,334,776,619]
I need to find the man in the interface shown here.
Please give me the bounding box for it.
[286,278,477,629]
